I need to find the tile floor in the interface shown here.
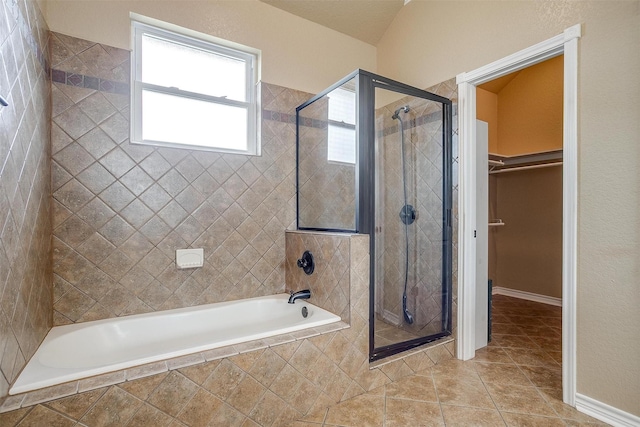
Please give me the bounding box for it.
[292,295,609,426]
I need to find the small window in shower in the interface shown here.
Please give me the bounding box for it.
[327,87,356,164]
[130,17,260,155]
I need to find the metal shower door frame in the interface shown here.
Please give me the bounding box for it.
[361,71,453,362]
[294,69,453,362]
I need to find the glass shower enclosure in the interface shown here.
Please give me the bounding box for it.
[296,70,453,361]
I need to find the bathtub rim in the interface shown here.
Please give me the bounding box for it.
[10,294,342,396]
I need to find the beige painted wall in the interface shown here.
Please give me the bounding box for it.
[477,56,563,155]
[492,167,563,298]
[43,0,377,95]
[498,55,563,155]
[379,0,640,415]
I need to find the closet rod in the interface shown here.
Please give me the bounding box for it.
[489,161,563,174]
[488,159,504,167]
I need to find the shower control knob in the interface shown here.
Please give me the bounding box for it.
[297,251,315,275]
[399,204,417,225]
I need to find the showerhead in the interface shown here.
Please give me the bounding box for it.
[392,105,410,120]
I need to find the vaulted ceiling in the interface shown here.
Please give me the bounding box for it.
[259,0,406,45]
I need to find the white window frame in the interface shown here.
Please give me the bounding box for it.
[130,17,260,155]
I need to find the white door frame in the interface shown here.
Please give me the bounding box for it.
[455,24,581,406]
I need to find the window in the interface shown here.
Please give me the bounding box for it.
[131,18,260,155]
[327,87,356,164]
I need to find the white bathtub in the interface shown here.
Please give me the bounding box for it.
[11,294,340,395]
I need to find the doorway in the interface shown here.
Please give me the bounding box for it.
[456,24,581,406]
[476,54,564,350]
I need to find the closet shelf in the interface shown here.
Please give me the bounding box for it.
[488,149,562,173]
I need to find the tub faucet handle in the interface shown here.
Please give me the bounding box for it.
[297,251,314,275]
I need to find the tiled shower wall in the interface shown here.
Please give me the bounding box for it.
[0,0,52,400]
[285,231,352,322]
[50,32,312,324]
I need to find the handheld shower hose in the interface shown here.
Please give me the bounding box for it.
[392,106,414,325]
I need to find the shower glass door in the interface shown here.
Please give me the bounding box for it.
[295,70,451,362]
[371,84,452,360]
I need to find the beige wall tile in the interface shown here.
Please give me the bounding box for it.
[50,32,315,323]
[0,0,52,403]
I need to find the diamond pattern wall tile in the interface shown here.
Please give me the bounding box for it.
[138,151,171,180]
[54,215,94,249]
[53,105,94,140]
[175,186,205,213]
[98,147,135,178]
[76,92,116,124]
[76,197,116,229]
[207,157,234,184]
[99,113,129,144]
[157,201,189,229]
[174,216,204,245]
[76,128,116,160]
[99,251,135,282]
[139,216,173,246]
[119,140,153,163]
[119,232,154,264]
[99,215,135,246]
[175,155,204,183]
[157,169,189,197]
[0,0,50,394]
[53,143,94,175]
[52,32,94,57]
[51,84,73,117]
[54,81,94,105]
[43,45,458,424]
[53,179,93,211]
[119,166,153,196]
[98,181,135,212]
[138,183,171,213]
[76,233,115,266]
[119,199,154,229]
[51,122,73,154]
[75,162,116,194]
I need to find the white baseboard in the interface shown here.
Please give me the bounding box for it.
[575,393,640,427]
[492,286,562,307]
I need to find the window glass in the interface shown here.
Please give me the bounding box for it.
[328,87,356,124]
[142,90,248,150]
[327,125,356,164]
[131,19,259,155]
[141,34,247,102]
[327,87,356,163]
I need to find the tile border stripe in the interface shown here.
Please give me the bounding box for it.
[50,69,129,94]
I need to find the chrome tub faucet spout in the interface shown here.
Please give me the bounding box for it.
[288,289,311,304]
